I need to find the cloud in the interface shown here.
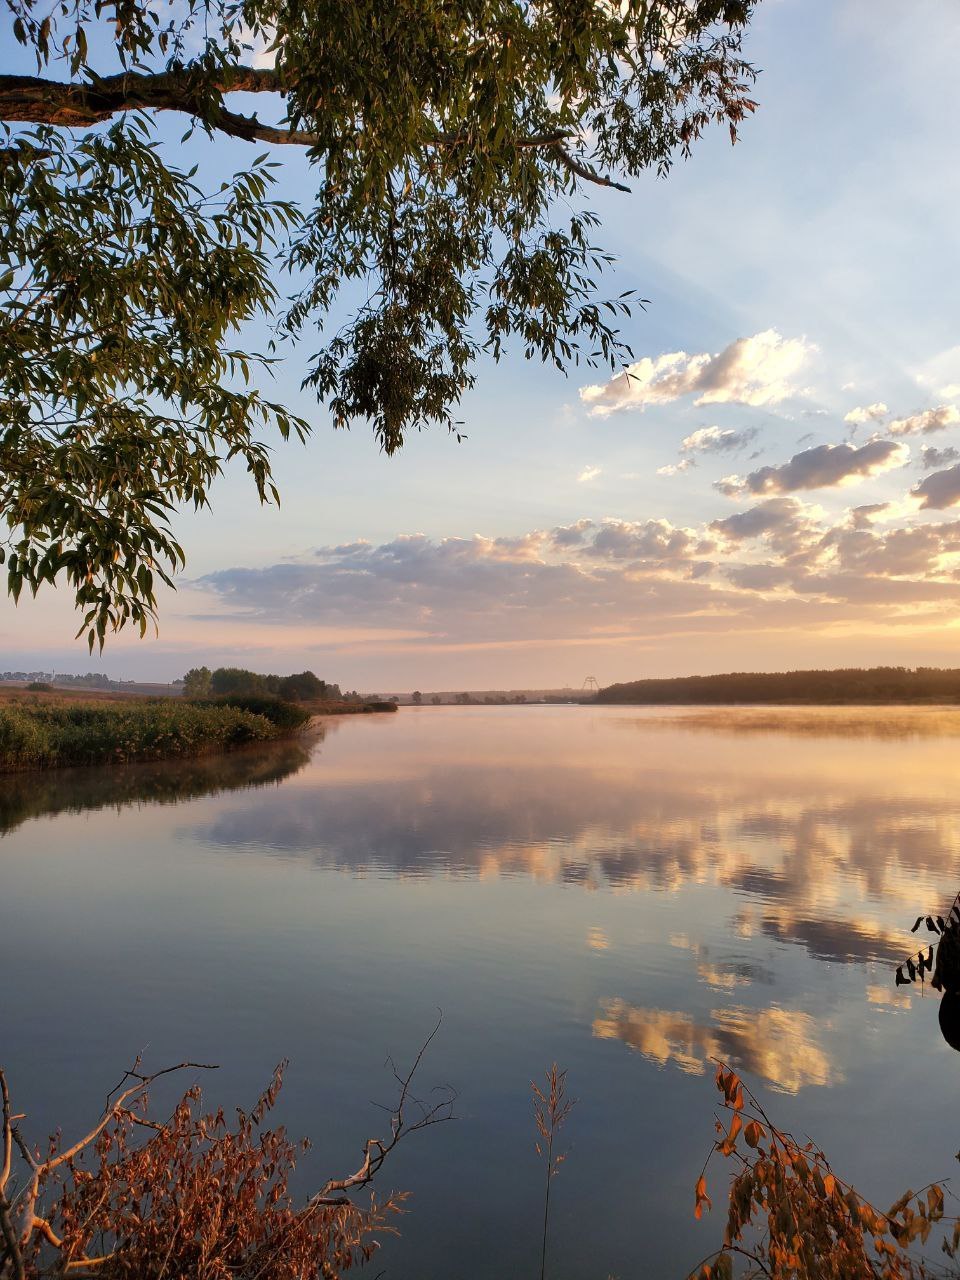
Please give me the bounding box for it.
[577,465,602,483]
[710,497,823,556]
[197,527,727,649]
[579,330,814,416]
[681,425,761,456]
[888,405,960,436]
[819,520,960,577]
[659,426,761,477]
[194,497,960,662]
[921,446,960,470]
[847,503,891,529]
[585,518,702,562]
[550,519,594,548]
[716,440,909,497]
[844,402,888,425]
[913,462,960,510]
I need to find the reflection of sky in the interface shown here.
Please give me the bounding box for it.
[185,706,960,966]
[2,706,960,1278]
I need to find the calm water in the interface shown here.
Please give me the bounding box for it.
[3,705,960,1277]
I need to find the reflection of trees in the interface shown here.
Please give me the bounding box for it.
[0,735,317,837]
[592,1000,836,1094]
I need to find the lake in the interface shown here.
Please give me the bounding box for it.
[2,704,959,1277]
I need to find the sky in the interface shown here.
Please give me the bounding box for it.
[6,0,960,691]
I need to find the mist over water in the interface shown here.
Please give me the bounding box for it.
[3,705,959,1278]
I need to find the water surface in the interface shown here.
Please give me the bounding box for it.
[2,705,958,1277]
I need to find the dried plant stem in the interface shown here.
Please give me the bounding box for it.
[531,1064,574,1280]
[539,1128,553,1280]
[0,1023,453,1280]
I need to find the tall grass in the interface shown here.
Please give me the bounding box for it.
[0,699,298,772]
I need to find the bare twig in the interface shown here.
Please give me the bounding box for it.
[1,1059,216,1274]
[0,1069,25,1280]
[310,1013,454,1207]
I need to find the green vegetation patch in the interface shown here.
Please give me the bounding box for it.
[190,693,312,732]
[0,699,292,772]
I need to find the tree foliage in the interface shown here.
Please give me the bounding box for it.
[202,664,331,700]
[1,0,758,643]
[692,1064,959,1280]
[598,666,960,706]
[182,665,213,696]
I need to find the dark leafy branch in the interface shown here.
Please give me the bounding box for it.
[894,890,960,989]
[0,0,760,642]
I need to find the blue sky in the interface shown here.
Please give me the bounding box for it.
[6,0,960,690]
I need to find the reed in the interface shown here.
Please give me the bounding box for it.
[0,699,297,773]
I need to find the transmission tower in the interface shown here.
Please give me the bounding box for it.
[581,676,600,695]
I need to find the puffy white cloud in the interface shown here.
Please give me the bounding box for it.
[913,462,960,510]
[579,329,814,416]
[577,464,602,483]
[656,460,694,476]
[888,405,960,436]
[717,440,909,497]
[844,402,888,425]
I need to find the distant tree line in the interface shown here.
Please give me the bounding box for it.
[1,671,114,687]
[53,671,114,688]
[597,667,960,705]
[181,667,357,703]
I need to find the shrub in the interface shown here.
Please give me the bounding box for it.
[4,1065,401,1280]
[26,680,53,691]
[1,1034,452,1279]
[192,694,311,731]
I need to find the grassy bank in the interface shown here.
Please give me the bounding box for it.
[0,696,311,773]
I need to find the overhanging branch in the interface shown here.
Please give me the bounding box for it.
[0,70,629,190]
[0,68,320,144]
[554,145,631,193]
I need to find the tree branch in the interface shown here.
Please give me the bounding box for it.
[0,1070,25,1280]
[0,72,631,189]
[309,1013,454,1208]
[0,68,321,144]
[554,145,631,193]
